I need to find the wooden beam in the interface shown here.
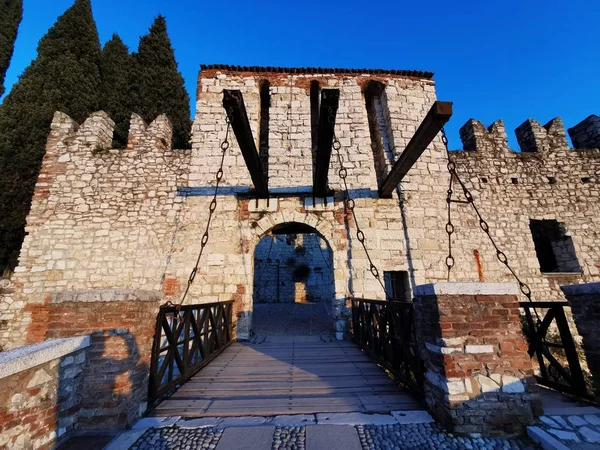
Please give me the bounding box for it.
[222,90,268,197]
[379,101,453,197]
[314,89,340,197]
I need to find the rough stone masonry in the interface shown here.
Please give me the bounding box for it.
[1,65,599,350]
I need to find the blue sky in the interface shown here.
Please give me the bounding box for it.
[3,0,598,149]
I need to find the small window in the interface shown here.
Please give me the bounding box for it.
[480,177,488,184]
[547,177,557,185]
[384,271,411,301]
[582,177,591,183]
[511,178,518,184]
[529,220,581,273]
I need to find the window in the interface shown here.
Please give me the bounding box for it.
[364,81,394,190]
[529,220,581,273]
[511,178,519,184]
[582,177,591,183]
[384,271,411,301]
[547,176,557,185]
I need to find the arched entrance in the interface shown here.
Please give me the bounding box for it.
[251,222,335,336]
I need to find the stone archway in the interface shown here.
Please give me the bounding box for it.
[251,222,335,336]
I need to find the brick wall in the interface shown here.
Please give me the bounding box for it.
[25,289,160,429]
[0,337,90,450]
[413,283,537,436]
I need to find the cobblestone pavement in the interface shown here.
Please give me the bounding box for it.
[273,426,306,450]
[356,424,534,450]
[129,427,223,450]
[127,424,536,450]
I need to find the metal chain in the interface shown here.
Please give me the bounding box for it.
[331,109,391,300]
[169,112,233,311]
[441,128,533,302]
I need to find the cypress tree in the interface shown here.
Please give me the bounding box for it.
[0,0,101,270]
[0,0,23,97]
[133,16,191,149]
[100,34,133,148]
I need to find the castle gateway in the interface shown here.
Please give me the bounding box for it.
[1,65,600,439]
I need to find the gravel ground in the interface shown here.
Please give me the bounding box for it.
[273,426,306,450]
[129,427,223,450]
[356,424,537,450]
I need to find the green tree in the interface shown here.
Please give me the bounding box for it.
[134,15,191,149]
[0,0,23,97]
[0,0,101,270]
[100,34,133,148]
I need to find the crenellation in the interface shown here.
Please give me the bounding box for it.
[459,119,509,154]
[127,113,174,151]
[515,117,569,154]
[569,114,600,149]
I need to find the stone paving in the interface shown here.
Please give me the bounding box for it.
[122,414,537,450]
[528,414,600,449]
[129,427,223,450]
[356,424,533,450]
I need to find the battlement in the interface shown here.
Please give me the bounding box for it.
[568,115,600,149]
[456,114,600,155]
[48,111,175,153]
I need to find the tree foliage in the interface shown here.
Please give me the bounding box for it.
[100,34,133,148]
[133,16,191,149]
[0,0,101,269]
[0,0,23,97]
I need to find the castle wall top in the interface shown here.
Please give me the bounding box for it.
[199,64,434,79]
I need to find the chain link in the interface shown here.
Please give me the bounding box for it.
[332,120,392,300]
[172,111,233,313]
[441,128,533,302]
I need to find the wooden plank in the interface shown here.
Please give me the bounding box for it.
[313,89,340,197]
[153,337,422,417]
[222,90,268,197]
[379,101,453,197]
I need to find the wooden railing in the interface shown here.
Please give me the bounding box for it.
[521,301,590,399]
[149,301,234,402]
[351,298,425,396]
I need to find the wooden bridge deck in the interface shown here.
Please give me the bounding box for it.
[153,336,420,417]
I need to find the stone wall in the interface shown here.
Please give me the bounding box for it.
[451,116,600,300]
[3,65,599,348]
[0,336,90,450]
[413,283,537,436]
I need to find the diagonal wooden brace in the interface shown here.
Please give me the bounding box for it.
[379,101,453,197]
[223,90,269,197]
[313,89,340,197]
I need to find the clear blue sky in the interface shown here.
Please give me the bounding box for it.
[3,0,598,149]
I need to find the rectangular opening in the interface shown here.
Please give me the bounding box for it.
[259,81,270,181]
[529,219,582,273]
[384,271,411,301]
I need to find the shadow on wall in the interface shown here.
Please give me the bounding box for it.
[56,329,149,446]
